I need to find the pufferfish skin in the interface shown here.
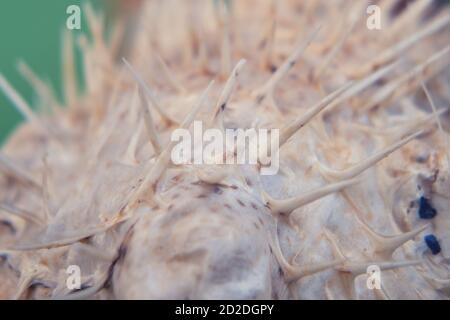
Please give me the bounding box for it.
[0,0,450,300]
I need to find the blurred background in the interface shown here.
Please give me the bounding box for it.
[1,0,448,145]
[0,0,115,145]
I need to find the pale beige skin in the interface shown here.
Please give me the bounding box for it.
[0,0,450,299]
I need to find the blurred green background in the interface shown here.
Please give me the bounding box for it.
[0,0,109,145]
[1,0,448,146]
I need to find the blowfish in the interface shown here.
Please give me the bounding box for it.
[0,0,449,299]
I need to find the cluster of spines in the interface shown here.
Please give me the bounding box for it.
[0,0,449,299]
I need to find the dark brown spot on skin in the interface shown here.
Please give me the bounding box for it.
[270,64,277,73]
[253,222,260,230]
[197,193,207,199]
[0,220,16,234]
[251,202,258,210]
[415,154,429,163]
[172,174,182,182]
[409,201,415,209]
[256,94,265,105]
[168,248,207,263]
[390,0,413,17]
[374,78,387,86]
[224,204,232,210]
[278,266,284,277]
[117,244,128,262]
[212,185,223,194]
[230,185,238,190]
[245,178,253,187]
[220,103,226,111]
[237,199,246,207]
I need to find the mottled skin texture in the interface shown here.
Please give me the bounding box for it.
[114,177,284,299]
[0,0,450,299]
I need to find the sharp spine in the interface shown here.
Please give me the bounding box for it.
[129,80,215,205]
[317,130,423,181]
[211,59,246,127]
[264,178,360,216]
[122,58,177,125]
[0,152,41,190]
[138,87,162,155]
[0,203,45,226]
[279,81,353,146]
[336,259,422,275]
[253,25,322,104]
